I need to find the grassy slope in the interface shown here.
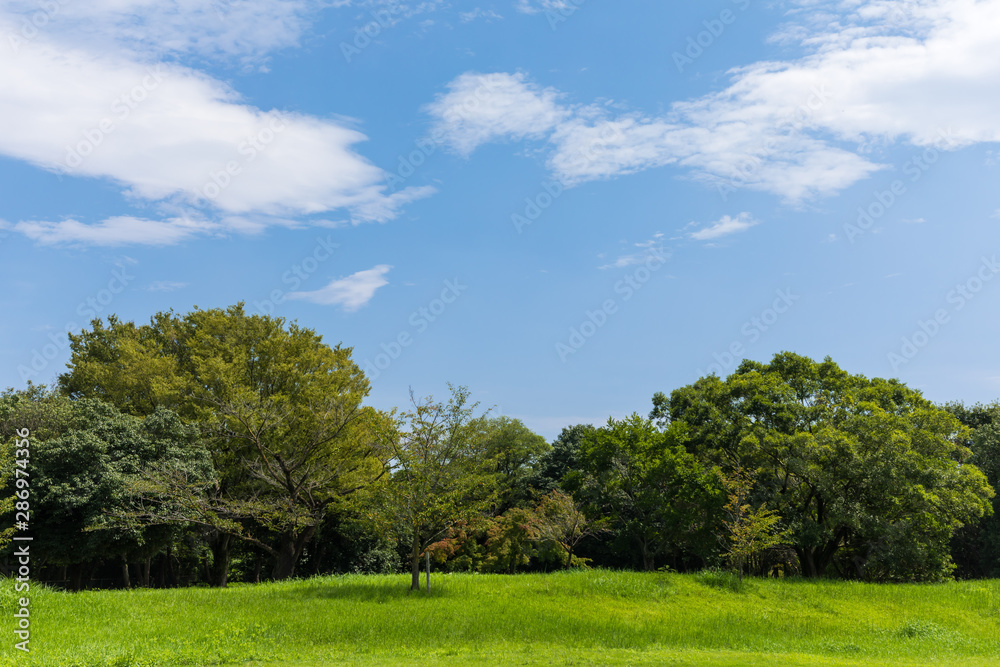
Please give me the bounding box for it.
[1,571,999,666]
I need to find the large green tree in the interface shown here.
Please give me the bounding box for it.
[59,304,387,583]
[654,352,995,581]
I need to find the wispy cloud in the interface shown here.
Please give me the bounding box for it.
[13,216,216,247]
[689,213,758,242]
[599,233,668,269]
[1,0,320,63]
[286,264,392,311]
[428,0,1000,202]
[460,8,503,22]
[515,0,572,14]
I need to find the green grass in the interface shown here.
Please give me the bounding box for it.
[2,570,999,666]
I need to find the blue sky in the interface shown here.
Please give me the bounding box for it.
[2,0,999,439]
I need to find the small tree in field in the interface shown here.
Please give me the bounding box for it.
[371,385,497,590]
[719,468,790,581]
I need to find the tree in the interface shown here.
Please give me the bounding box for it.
[59,304,388,583]
[574,414,723,571]
[657,352,995,581]
[718,468,791,581]
[0,387,211,589]
[482,416,549,513]
[533,424,594,494]
[370,385,497,590]
[944,401,1000,578]
[0,437,14,552]
[533,490,605,568]
[482,507,540,574]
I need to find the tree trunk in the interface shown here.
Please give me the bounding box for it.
[312,543,326,576]
[208,533,232,588]
[69,563,83,591]
[799,547,819,578]
[272,525,317,580]
[165,546,177,588]
[410,529,421,591]
[253,553,263,583]
[140,557,151,588]
[120,557,131,589]
[640,540,655,571]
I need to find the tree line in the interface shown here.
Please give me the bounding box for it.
[0,304,996,589]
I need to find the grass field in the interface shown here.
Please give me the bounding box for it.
[1,570,999,666]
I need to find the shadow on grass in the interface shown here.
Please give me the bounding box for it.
[695,569,753,593]
[271,577,452,602]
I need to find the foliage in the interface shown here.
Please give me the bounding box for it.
[367,384,498,589]
[944,401,1000,578]
[532,489,604,568]
[718,468,792,580]
[656,352,995,581]
[6,318,1000,589]
[0,438,13,552]
[533,424,594,494]
[426,519,489,573]
[482,506,540,574]
[482,416,550,513]
[57,304,388,582]
[574,414,724,571]
[0,387,211,582]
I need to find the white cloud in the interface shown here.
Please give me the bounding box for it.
[286,265,392,311]
[460,8,503,22]
[2,0,319,63]
[0,9,432,246]
[514,0,572,14]
[13,216,216,247]
[428,73,880,200]
[425,72,569,156]
[689,213,758,241]
[429,0,1000,201]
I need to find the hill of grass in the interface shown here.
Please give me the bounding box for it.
[2,570,999,666]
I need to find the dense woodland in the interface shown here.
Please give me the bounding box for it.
[1,304,997,590]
